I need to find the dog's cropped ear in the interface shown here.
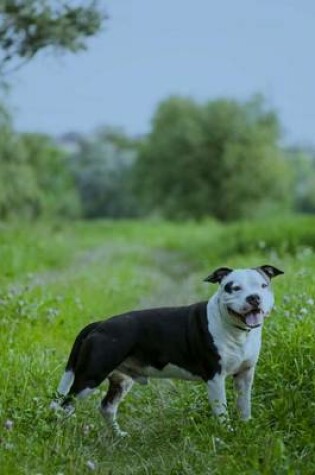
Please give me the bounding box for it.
[257,265,284,279]
[204,267,233,283]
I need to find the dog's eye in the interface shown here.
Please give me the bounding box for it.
[232,285,242,291]
[261,283,268,288]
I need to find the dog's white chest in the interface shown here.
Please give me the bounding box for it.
[214,331,261,375]
[207,297,262,376]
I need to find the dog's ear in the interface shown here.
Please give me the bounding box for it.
[204,267,233,283]
[257,265,284,279]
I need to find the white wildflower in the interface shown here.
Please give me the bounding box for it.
[4,443,14,450]
[86,461,96,471]
[4,419,13,430]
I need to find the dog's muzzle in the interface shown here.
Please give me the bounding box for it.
[227,306,264,328]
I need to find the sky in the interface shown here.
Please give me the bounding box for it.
[8,0,315,146]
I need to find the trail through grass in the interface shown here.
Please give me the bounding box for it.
[1,217,315,474]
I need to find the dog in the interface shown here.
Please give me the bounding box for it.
[52,264,283,436]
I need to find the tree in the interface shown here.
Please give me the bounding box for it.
[20,133,81,218]
[0,1,106,72]
[134,95,292,221]
[0,99,81,220]
[70,127,140,218]
[0,106,41,219]
[287,147,315,214]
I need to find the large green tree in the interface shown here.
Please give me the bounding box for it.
[0,1,105,72]
[135,95,292,221]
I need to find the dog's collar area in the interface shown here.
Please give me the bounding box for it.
[232,324,251,332]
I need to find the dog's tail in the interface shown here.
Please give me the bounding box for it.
[57,321,100,396]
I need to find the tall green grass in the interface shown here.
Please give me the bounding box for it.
[0,216,315,474]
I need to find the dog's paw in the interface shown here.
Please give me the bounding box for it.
[50,400,62,412]
[111,421,129,438]
[240,415,252,422]
[63,404,75,417]
[114,429,129,438]
[216,413,234,432]
[50,400,75,418]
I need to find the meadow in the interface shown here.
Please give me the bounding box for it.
[1,216,315,474]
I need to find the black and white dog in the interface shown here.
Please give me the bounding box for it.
[52,265,283,435]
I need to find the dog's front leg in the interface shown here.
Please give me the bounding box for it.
[207,374,227,421]
[233,366,255,421]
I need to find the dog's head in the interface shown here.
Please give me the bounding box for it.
[204,265,284,329]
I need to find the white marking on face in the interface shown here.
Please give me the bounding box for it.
[219,269,274,328]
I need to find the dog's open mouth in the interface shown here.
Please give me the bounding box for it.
[227,307,263,328]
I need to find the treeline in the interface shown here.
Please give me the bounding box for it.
[0,105,80,220]
[1,95,315,222]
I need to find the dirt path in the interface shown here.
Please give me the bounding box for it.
[7,241,203,306]
[137,249,202,308]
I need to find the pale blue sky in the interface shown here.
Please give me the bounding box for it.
[9,0,315,145]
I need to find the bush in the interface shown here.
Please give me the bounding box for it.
[134,95,292,221]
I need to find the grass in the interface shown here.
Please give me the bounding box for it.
[1,216,315,474]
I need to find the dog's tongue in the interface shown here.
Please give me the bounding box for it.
[245,312,264,327]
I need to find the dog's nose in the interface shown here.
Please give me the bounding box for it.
[246,294,261,306]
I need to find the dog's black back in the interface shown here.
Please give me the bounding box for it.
[64,302,221,398]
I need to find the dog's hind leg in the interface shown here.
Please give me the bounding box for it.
[100,372,134,437]
[59,334,130,410]
[57,369,100,415]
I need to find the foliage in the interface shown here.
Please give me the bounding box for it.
[135,95,292,221]
[0,106,41,218]
[70,127,141,218]
[1,217,315,473]
[286,147,315,214]
[0,104,80,220]
[172,215,315,265]
[1,93,315,222]
[0,0,105,72]
[20,133,81,218]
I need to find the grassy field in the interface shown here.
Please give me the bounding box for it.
[1,217,315,474]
